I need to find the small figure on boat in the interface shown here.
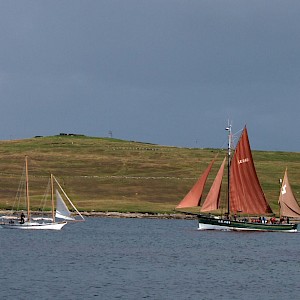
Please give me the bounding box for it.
[20,212,25,224]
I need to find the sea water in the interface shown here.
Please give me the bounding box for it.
[0,218,299,299]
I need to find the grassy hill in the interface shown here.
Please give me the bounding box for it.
[0,135,299,215]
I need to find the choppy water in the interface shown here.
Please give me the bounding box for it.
[0,218,299,299]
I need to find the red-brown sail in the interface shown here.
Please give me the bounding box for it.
[279,169,300,218]
[176,159,215,208]
[201,157,226,212]
[230,126,272,215]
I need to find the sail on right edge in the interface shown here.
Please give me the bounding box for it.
[278,168,300,218]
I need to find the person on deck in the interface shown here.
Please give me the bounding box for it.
[20,212,25,224]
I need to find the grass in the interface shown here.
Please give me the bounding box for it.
[0,135,299,215]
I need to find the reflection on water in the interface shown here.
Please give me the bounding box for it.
[0,218,299,299]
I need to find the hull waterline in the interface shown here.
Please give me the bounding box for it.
[0,221,67,230]
[198,215,298,232]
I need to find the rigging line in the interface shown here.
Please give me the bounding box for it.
[38,179,51,214]
[13,164,27,213]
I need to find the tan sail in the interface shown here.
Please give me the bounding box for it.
[201,157,226,212]
[230,126,272,215]
[176,159,215,209]
[279,169,300,218]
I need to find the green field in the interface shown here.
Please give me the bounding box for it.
[0,135,299,215]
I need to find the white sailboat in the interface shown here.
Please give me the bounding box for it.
[0,156,84,230]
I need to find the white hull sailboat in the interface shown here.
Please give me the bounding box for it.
[1,221,67,230]
[0,156,84,230]
[176,124,299,232]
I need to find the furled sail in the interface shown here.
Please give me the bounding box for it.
[279,169,300,218]
[55,190,75,221]
[230,127,272,215]
[201,157,226,212]
[176,159,215,208]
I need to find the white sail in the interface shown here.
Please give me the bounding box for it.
[53,176,85,221]
[55,190,76,221]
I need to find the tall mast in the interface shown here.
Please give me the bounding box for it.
[25,155,31,221]
[225,122,232,217]
[51,174,55,223]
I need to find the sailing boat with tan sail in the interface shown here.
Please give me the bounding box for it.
[278,168,300,220]
[176,125,299,232]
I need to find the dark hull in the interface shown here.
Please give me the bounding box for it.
[198,215,298,232]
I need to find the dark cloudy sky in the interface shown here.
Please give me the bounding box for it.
[1,1,299,151]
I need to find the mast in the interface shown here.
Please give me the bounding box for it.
[25,155,31,221]
[51,174,55,223]
[225,122,232,217]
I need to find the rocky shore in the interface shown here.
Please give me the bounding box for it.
[82,211,197,220]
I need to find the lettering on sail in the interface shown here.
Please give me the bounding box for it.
[281,184,287,195]
[238,157,249,164]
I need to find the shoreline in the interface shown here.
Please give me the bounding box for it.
[82,211,197,219]
[0,210,197,220]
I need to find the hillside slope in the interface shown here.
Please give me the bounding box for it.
[0,135,299,214]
